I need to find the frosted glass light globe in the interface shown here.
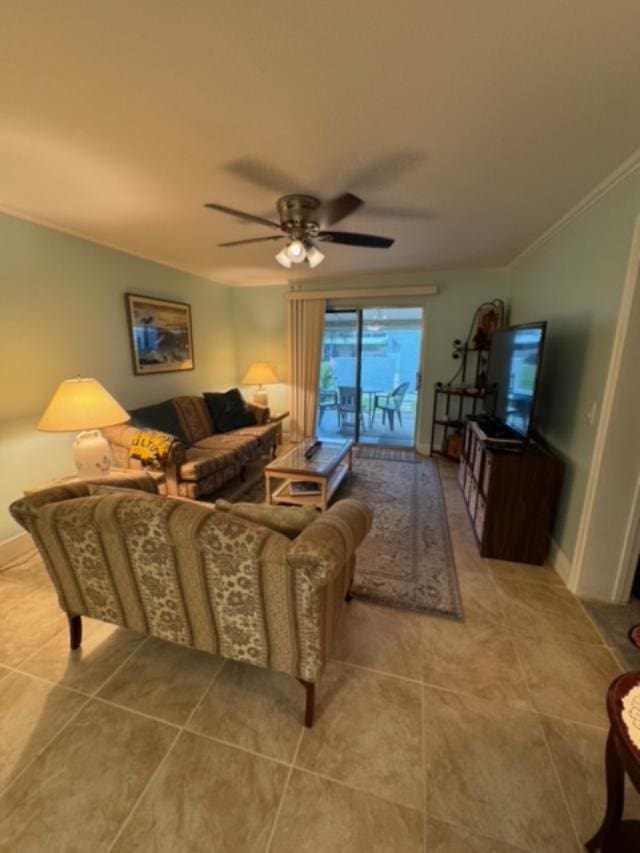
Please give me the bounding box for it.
[275,248,292,268]
[286,240,306,263]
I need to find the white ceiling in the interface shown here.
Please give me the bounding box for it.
[1,1,640,286]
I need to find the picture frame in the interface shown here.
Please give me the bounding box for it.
[125,293,195,375]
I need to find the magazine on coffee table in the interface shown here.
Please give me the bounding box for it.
[289,481,321,495]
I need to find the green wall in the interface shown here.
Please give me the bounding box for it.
[230,269,511,451]
[0,213,236,542]
[5,165,637,561]
[508,168,640,561]
[232,285,290,416]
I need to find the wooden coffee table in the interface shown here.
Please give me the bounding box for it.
[264,439,353,511]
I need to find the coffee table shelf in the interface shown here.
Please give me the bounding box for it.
[265,439,353,511]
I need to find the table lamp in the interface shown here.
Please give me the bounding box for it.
[241,362,279,406]
[38,378,130,477]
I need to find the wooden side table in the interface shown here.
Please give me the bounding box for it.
[268,411,289,445]
[587,671,640,851]
[24,467,166,496]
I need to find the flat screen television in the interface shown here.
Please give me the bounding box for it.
[485,321,547,439]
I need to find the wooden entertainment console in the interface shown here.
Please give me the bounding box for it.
[458,420,563,564]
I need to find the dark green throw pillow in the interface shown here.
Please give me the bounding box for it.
[128,401,189,444]
[204,389,256,433]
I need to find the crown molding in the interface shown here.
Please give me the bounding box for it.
[3,147,639,286]
[0,202,234,287]
[509,147,640,270]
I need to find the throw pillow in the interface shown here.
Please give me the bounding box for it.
[129,401,189,444]
[215,499,318,539]
[129,430,176,468]
[204,389,256,433]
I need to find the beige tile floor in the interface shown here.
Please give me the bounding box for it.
[0,462,638,851]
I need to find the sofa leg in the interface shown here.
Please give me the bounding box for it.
[68,614,82,650]
[297,678,315,728]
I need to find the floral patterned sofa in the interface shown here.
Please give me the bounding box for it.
[103,394,280,500]
[9,474,372,726]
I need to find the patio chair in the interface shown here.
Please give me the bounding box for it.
[372,381,409,431]
[318,389,338,426]
[337,386,365,432]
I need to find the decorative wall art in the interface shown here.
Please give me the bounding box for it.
[126,294,194,375]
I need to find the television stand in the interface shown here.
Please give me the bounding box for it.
[459,420,563,564]
[467,414,523,445]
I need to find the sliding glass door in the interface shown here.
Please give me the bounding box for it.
[316,306,423,447]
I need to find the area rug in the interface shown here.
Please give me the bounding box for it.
[235,448,462,619]
[352,446,420,464]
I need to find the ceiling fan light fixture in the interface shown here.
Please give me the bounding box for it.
[285,239,306,263]
[275,248,292,268]
[305,244,325,269]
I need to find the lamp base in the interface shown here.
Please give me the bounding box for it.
[253,390,269,407]
[73,430,112,478]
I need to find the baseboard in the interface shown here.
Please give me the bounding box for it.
[416,441,431,457]
[548,538,573,588]
[0,531,35,569]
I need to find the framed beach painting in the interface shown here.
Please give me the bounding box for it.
[126,293,195,375]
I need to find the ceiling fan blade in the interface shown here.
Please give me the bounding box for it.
[218,236,284,248]
[362,204,432,221]
[318,230,394,249]
[314,193,363,228]
[204,202,281,230]
[225,158,307,194]
[347,150,426,192]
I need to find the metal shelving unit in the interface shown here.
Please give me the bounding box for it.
[430,342,494,459]
[430,299,505,460]
[430,385,489,458]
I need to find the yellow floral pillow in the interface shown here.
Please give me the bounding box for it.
[129,431,176,468]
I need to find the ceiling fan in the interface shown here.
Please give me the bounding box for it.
[204,193,394,269]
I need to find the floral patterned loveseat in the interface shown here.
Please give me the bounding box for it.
[9,474,372,726]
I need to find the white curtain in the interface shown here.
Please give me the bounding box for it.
[287,298,326,441]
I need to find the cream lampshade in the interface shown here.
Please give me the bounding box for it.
[241,362,279,406]
[38,378,130,478]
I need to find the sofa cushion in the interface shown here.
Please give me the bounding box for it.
[180,448,240,482]
[229,424,277,439]
[216,499,318,539]
[172,396,214,444]
[226,423,278,455]
[194,433,260,465]
[204,389,256,433]
[129,401,189,444]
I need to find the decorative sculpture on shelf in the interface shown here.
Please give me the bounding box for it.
[445,299,506,389]
[431,298,506,459]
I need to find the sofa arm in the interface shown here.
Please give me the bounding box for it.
[102,424,186,496]
[102,424,185,462]
[9,473,160,532]
[286,499,373,588]
[247,402,271,425]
